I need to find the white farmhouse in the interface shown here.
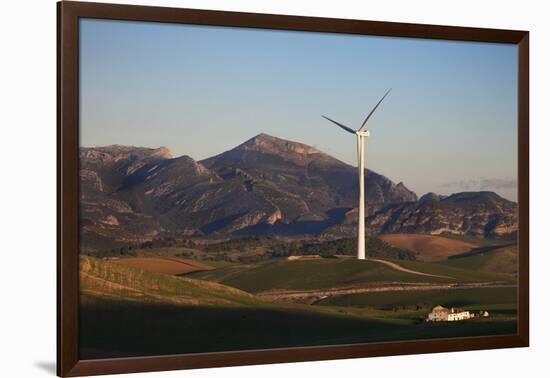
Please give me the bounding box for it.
[427,305,451,321]
[427,305,473,322]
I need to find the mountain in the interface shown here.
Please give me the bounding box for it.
[418,192,447,203]
[326,191,518,239]
[79,135,516,250]
[200,133,417,217]
[80,145,179,250]
[80,145,173,192]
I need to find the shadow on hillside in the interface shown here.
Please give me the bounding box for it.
[200,212,247,234]
[448,243,516,260]
[80,295,517,360]
[233,207,351,236]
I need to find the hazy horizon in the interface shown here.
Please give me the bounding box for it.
[79,18,518,201]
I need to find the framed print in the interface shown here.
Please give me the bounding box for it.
[57,1,529,376]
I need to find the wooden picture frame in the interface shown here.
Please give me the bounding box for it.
[57,1,529,376]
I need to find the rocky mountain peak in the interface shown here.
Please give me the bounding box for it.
[419,192,445,203]
[150,146,173,160]
[80,145,173,163]
[240,133,321,156]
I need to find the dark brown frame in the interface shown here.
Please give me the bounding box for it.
[57,1,529,376]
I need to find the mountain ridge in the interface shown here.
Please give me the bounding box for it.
[79,134,517,251]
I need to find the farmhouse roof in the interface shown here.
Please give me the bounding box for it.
[431,305,450,313]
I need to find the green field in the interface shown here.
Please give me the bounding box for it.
[189,257,515,293]
[440,246,517,275]
[383,258,515,282]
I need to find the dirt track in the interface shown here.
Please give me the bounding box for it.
[368,258,453,279]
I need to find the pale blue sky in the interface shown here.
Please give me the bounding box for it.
[79,19,518,200]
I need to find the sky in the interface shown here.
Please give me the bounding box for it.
[79,18,518,201]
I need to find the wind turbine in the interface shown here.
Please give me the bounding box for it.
[322,88,392,260]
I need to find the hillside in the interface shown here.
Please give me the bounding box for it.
[378,234,478,261]
[188,257,515,294]
[112,257,215,275]
[80,256,517,359]
[441,244,518,276]
[79,256,257,306]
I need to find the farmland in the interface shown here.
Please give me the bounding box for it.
[378,234,477,261]
[80,231,518,359]
[80,255,517,359]
[188,256,514,293]
[441,245,518,275]
[112,257,214,275]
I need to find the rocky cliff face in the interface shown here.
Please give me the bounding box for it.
[79,135,516,250]
[79,146,177,250]
[326,191,517,239]
[80,145,172,192]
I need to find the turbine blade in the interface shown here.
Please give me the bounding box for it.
[359,88,392,130]
[321,115,356,134]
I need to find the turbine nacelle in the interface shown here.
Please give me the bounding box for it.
[356,130,370,137]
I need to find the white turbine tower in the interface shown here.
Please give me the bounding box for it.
[322,89,392,260]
